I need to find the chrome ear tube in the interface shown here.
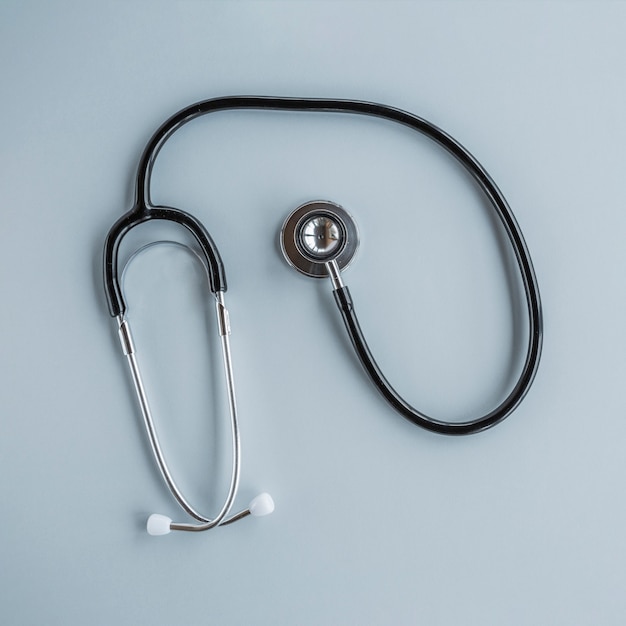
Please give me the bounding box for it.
[104,210,274,536]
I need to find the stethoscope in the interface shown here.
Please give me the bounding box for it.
[103,96,543,536]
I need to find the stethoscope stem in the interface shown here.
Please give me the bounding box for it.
[325,260,344,291]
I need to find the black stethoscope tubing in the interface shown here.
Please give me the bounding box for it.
[104,96,543,436]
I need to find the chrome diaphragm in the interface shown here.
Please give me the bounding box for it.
[279,200,359,278]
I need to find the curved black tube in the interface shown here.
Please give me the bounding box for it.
[334,286,541,435]
[105,96,543,434]
[103,204,227,317]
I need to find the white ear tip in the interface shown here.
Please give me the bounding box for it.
[249,492,275,517]
[147,513,172,535]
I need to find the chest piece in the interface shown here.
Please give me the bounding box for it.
[279,200,359,278]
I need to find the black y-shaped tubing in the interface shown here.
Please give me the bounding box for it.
[104,96,542,434]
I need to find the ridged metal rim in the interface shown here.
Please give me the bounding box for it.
[279,200,359,278]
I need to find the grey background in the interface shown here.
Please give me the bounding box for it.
[2,1,625,624]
